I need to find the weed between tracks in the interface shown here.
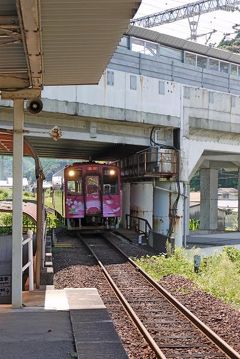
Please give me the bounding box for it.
[134,247,240,307]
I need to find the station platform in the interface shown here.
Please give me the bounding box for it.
[113,228,141,244]
[187,231,240,256]
[0,287,127,359]
[188,231,240,247]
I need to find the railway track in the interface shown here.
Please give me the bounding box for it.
[79,233,240,359]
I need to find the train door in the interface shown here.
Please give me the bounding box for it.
[65,168,84,218]
[85,175,102,215]
[102,167,121,217]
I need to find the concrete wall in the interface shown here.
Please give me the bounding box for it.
[42,70,181,122]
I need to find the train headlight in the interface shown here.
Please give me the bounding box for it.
[68,169,75,177]
[109,169,116,176]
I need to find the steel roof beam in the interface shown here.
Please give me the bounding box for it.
[16,0,43,89]
[0,75,29,89]
[0,15,19,26]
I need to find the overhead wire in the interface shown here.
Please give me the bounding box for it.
[135,0,240,44]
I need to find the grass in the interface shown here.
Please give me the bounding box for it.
[134,247,240,308]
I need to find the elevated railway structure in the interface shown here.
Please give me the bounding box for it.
[0,0,141,307]
[2,25,240,239]
[2,20,240,304]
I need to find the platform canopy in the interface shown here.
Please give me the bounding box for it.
[0,0,141,91]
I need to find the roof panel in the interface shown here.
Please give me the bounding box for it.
[0,0,16,15]
[0,46,27,70]
[0,0,29,89]
[0,0,141,90]
[41,0,141,85]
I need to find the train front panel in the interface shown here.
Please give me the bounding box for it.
[54,162,121,228]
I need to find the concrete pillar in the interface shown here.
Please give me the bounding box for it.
[121,182,130,228]
[130,182,153,231]
[200,168,218,230]
[12,99,24,308]
[173,182,185,248]
[153,181,186,248]
[182,183,190,247]
[153,183,170,236]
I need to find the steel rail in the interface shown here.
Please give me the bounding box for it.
[81,237,166,359]
[108,233,240,359]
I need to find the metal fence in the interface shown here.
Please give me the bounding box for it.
[120,147,178,179]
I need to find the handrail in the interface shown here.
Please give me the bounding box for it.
[42,220,47,268]
[120,146,179,179]
[22,230,34,291]
[126,214,152,239]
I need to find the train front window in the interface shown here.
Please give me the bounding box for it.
[66,169,82,194]
[86,176,99,195]
[103,168,118,195]
[67,180,82,194]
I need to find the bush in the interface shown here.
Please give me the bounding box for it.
[0,190,8,200]
[134,247,240,307]
[0,213,12,227]
[189,218,200,231]
[223,246,240,262]
[46,213,61,229]
[197,252,240,305]
[135,248,195,281]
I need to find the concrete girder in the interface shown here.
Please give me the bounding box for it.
[200,160,240,170]
[181,135,240,181]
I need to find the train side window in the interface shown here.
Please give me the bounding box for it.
[103,168,118,194]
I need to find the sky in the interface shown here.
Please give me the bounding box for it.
[134,0,240,46]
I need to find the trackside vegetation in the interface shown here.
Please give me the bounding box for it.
[0,188,60,234]
[134,247,240,307]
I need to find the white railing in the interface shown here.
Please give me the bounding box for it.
[42,221,47,267]
[22,230,34,291]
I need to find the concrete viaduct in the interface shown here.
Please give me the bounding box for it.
[2,26,240,249]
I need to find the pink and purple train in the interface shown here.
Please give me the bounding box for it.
[52,162,121,229]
